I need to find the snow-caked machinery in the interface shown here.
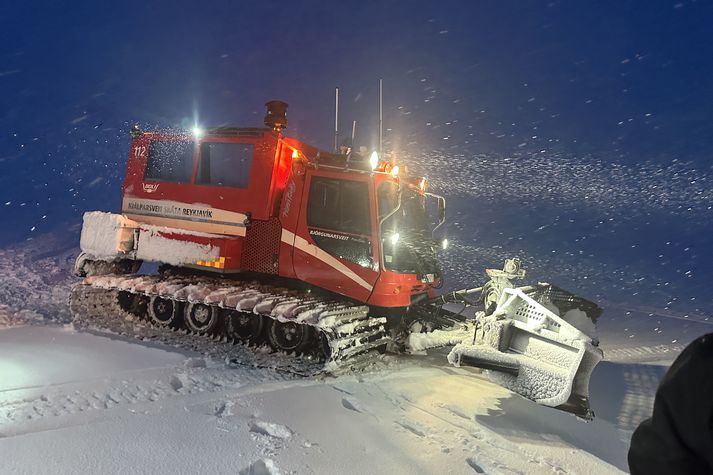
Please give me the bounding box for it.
[71,101,603,419]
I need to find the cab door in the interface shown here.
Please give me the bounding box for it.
[292,169,380,303]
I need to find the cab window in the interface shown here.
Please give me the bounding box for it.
[144,140,195,183]
[196,142,254,188]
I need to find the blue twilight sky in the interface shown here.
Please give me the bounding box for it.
[1,1,712,316]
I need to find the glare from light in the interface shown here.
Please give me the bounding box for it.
[390,232,400,245]
[292,149,299,159]
[442,238,449,250]
[192,126,204,138]
[370,151,379,170]
[390,165,399,176]
[419,177,427,191]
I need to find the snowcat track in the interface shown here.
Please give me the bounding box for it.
[69,274,390,376]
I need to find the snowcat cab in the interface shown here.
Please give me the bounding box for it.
[72,101,603,420]
[89,105,443,309]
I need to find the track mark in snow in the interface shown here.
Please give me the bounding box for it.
[239,458,281,475]
[0,365,262,427]
[341,397,363,413]
[466,457,486,473]
[395,421,426,438]
[605,344,683,363]
[330,385,353,396]
[249,420,293,439]
[617,364,660,431]
[441,403,472,421]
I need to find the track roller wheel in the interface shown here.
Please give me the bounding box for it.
[266,319,314,354]
[148,296,182,327]
[117,292,149,320]
[225,310,264,345]
[184,302,220,334]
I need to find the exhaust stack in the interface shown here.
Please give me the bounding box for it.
[264,100,288,131]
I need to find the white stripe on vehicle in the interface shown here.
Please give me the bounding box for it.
[281,229,373,292]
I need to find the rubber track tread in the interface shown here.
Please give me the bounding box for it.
[69,274,389,374]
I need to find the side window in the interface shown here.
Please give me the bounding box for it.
[144,140,195,183]
[307,179,341,230]
[307,177,373,268]
[196,142,254,188]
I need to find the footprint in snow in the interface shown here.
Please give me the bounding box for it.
[249,420,293,440]
[169,375,183,391]
[341,397,363,413]
[466,457,485,473]
[239,458,281,475]
[214,400,234,418]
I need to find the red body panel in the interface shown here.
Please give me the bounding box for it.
[124,131,282,221]
[120,128,440,307]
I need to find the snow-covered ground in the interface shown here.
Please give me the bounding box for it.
[1,233,709,474]
[1,322,640,474]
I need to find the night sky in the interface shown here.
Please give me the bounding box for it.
[1,1,712,319]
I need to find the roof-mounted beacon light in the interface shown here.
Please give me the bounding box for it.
[265,100,289,131]
[130,124,143,138]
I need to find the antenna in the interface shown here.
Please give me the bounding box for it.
[379,79,383,156]
[334,87,340,152]
[351,120,356,148]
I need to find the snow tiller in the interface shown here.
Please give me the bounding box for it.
[70,100,603,420]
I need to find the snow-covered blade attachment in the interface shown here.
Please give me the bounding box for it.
[448,284,603,420]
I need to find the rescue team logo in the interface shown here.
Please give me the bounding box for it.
[143,183,160,193]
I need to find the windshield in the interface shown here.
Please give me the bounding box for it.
[378,182,440,277]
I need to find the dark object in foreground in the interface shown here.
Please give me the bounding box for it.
[628,333,713,474]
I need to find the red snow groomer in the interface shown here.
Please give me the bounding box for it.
[72,101,603,419]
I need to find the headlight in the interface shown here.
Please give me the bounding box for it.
[370,151,379,170]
